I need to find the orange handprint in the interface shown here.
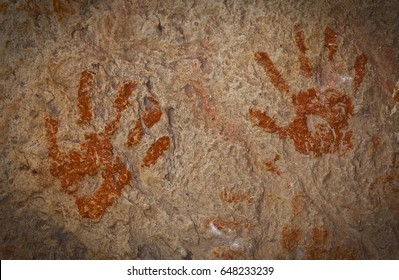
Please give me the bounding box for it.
[250,25,368,157]
[45,71,170,219]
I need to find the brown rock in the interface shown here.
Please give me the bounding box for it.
[1,0,399,259]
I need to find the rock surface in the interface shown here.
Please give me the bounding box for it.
[0,0,398,259]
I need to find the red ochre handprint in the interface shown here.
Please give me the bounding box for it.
[45,71,170,219]
[250,25,368,157]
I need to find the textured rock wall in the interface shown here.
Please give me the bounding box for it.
[0,0,398,259]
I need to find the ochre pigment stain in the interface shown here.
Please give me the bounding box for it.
[104,81,136,136]
[142,96,162,128]
[213,247,245,260]
[281,226,302,252]
[305,226,358,259]
[293,24,308,53]
[52,0,75,19]
[251,88,354,157]
[254,51,290,94]
[324,27,338,61]
[329,246,358,259]
[251,26,367,157]
[75,152,131,219]
[291,191,305,215]
[205,218,252,231]
[298,55,313,77]
[264,154,281,176]
[306,226,329,259]
[0,3,7,13]
[249,108,279,132]
[219,190,253,204]
[370,136,381,154]
[142,136,171,167]
[127,119,143,146]
[45,72,170,219]
[77,71,94,125]
[282,88,353,156]
[353,53,368,92]
[279,224,358,259]
[294,24,313,77]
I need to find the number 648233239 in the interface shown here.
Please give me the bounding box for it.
[220,266,274,276]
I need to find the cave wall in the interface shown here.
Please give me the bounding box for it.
[0,0,398,259]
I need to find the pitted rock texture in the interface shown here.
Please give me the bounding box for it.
[0,0,398,259]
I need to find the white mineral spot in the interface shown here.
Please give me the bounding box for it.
[230,240,241,250]
[142,203,151,211]
[179,247,187,258]
[390,105,397,116]
[209,222,222,236]
[340,76,353,83]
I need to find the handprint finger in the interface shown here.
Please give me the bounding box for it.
[254,51,290,94]
[77,70,95,125]
[293,24,313,77]
[103,81,135,136]
[45,114,60,160]
[142,136,171,167]
[142,96,162,128]
[126,119,143,147]
[324,27,338,62]
[249,108,280,133]
[353,53,368,93]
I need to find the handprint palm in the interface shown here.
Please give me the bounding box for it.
[250,25,368,157]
